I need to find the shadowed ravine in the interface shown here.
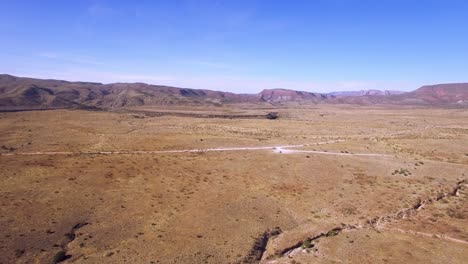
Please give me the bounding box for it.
[252,178,467,263]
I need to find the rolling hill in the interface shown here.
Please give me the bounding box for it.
[0,74,256,110]
[1,74,467,110]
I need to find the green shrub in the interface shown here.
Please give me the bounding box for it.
[326,230,340,237]
[301,239,312,249]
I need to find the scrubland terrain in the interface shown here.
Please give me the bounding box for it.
[0,105,467,264]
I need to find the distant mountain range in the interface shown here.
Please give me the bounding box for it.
[0,74,467,110]
[327,90,405,97]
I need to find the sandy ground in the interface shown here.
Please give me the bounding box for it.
[0,105,467,264]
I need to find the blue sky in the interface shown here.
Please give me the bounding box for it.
[1,0,468,93]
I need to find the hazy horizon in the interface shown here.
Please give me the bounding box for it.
[2,1,468,93]
[1,72,428,94]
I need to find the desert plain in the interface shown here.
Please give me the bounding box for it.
[0,105,467,264]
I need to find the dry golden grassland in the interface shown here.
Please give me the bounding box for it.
[0,106,467,264]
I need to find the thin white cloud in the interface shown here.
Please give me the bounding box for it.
[37,52,59,59]
[36,52,109,67]
[224,9,254,27]
[181,60,240,70]
[87,4,116,17]
[111,73,175,83]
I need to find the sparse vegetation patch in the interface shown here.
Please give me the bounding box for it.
[392,168,412,176]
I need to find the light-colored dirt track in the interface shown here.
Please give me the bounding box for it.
[274,147,393,157]
[0,140,393,157]
[382,227,468,245]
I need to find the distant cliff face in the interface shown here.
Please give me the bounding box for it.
[257,89,331,103]
[328,90,405,97]
[409,84,468,104]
